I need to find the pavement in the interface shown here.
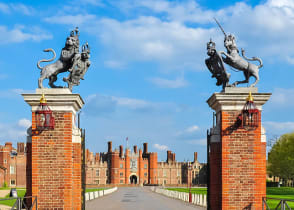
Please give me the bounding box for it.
[86,187,205,210]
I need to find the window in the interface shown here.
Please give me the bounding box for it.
[10,180,15,186]
[120,172,123,177]
[10,166,15,174]
[177,170,180,177]
[95,180,99,184]
[96,170,99,177]
[120,180,124,184]
[163,170,167,177]
[192,171,194,178]
[144,164,147,169]
[164,180,167,185]
[144,173,147,177]
[120,163,123,168]
[106,169,109,176]
[4,159,7,164]
[178,180,180,184]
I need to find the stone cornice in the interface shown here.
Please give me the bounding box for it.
[207,91,271,112]
[22,88,84,113]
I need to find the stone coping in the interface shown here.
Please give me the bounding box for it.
[207,91,271,112]
[22,88,84,113]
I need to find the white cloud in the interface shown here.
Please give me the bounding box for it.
[270,88,294,107]
[0,25,52,44]
[10,3,34,16]
[148,76,188,88]
[0,3,34,15]
[0,119,29,142]
[104,60,126,69]
[153,143,169,151]
[185,125,200,133]
[18,118,31,128]
[186,139,207,146]
[112,96,156,110]
[0,3,9,14]
[263,121,294,133]
[0,89,34,99]
[44,14,96,25]
[95,16,216,72]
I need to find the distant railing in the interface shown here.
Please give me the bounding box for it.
[85,187,118,201]
[151,187,207,208]
[0,196,37,210]
[262,197,294,210]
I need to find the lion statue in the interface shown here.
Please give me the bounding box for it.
[37,27,80,88]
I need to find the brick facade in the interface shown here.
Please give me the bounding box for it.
[207,89,271,210]
[0,142,26,187]
[86,142,204,186]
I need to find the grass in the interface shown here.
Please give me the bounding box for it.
[167,187,294,209]
[0,189,26,207]
[86,188,105,192]
[167,187,207,195]
[266,187,294,209]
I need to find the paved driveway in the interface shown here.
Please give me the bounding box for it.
[86,187,205,210]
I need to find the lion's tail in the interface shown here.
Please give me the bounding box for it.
[241,49,263,69]
[37,48,56,70]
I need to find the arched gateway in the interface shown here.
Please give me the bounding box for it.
[130,175,138,184]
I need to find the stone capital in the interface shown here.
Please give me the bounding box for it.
[22,88,84,114]
[207,88,271,112]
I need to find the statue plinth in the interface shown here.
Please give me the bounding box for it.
[22,88,84,209]
[207,87,271,210]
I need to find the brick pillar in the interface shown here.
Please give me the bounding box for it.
[138,149,143,185]
[125,149,130,184]
[110,151,119,184]
[207,87,271,210]
[149,153,158,184]
[23,88,84,209]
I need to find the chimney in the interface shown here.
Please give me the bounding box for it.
[17,142,25,154]
[108,141,112,153]
[194,152,198,162]
[173,153,176,161]
[5,142,12,152]
[167,150,171,162]
[95,153,100,162]
[134,145,137,153]
[143,143,148,154]
[119,145,123,157]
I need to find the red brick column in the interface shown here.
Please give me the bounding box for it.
[207,88,271,210]
[23,89,84,209]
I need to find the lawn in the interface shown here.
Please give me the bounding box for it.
[167,187,294,209]
[0,189,26,207]
[266,187,294,209]
[166,187,207,195]
[86,188,105,192]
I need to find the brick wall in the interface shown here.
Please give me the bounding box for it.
[27,111,81,209]
[209,110,266,210]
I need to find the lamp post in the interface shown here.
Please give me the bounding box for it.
[188,162,192,203]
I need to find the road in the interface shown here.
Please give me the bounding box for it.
[86,187,205,210]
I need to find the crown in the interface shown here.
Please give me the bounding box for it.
[70,27,80,38]
[82,42,90,54]
[207,39,216,49]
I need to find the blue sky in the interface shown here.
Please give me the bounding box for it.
[1,0,294,163]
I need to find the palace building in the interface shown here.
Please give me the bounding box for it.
[86,142,205,186]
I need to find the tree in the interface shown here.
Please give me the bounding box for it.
[268,132,294,185]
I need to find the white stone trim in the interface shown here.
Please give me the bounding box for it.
[207,92,271,112]
[22,88,84,114]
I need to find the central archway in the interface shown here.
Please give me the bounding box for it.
[130,175,137,184]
